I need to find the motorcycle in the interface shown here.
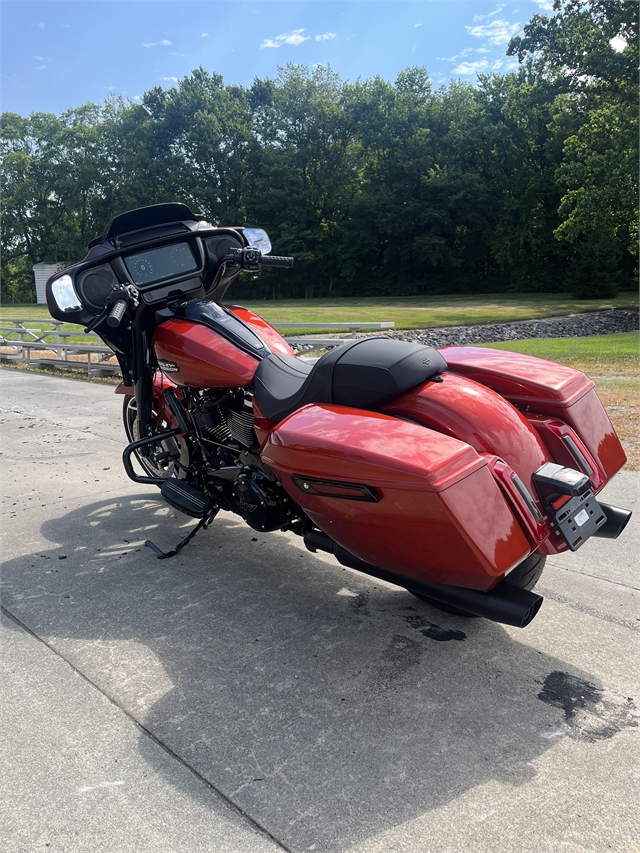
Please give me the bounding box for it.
[47,202,632,629]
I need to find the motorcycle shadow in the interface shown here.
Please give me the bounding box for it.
[3,494,634,852]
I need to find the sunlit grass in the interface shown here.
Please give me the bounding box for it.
[476,331,639,376]
[2,292,637,336]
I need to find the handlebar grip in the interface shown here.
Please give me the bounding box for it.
[106,299,128,328]
[260,255,294,269]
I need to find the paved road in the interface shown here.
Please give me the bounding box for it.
[1,368,638,853]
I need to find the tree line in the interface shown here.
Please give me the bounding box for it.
[1,0,637,302]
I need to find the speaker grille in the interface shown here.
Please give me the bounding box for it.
[78,264,118,310]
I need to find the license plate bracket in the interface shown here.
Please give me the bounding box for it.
[551,491,606,551]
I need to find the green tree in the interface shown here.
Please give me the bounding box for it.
[508,0,638,296]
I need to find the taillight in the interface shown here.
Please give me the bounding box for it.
[489,458,550,543]
[541,420,604,492]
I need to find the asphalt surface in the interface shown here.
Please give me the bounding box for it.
[1,367,639,853]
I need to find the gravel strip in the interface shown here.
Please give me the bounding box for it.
[357,308,639,348]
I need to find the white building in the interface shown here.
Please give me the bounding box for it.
[32,263,67,304]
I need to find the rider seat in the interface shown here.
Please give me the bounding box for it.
[254,337,448,423]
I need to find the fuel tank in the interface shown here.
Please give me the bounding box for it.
[227,305,294,357]
[153,318,259,388]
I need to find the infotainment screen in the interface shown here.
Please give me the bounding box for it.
[124,242,198,286]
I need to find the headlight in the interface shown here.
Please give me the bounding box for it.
[50,274,82,312]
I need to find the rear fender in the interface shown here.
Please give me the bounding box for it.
[381,372,551,497]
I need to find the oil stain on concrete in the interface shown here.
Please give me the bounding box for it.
[537,670,638,742]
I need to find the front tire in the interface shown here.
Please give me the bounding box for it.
[122,395,184,480]
[409,552,546,617]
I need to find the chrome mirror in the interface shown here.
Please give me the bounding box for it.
[243,228,272,255]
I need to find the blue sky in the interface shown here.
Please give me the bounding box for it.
[1,0,555,116]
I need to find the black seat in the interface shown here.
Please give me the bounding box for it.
[254,337,448,423]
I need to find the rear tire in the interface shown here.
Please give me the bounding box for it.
[409,552,546,617]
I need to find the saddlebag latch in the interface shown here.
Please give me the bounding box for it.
[532,462,606,551]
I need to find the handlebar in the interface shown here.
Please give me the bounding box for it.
[107,299,128,328]
[260,255,294,269]
[222,248,294,271]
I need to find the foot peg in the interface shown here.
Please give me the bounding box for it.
[161,479,212,517]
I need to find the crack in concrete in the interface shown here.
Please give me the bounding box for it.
[1,605,293,853]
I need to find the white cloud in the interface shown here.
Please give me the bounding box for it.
[37,23,45,29]
[201,32,209,38]
[34,65,47,71]
[60,24,71,29]
[453,58,505,75]
[531,0,554,9]
[315,32,336,42]
[454,59,488,75]
[488,4,506,17]
[163,76,179,83]
[466,18,521,45]
[132,96,142,103]
[414,22,423,28]
[33,55,44,61]
[437,47,474,62]
[610,35,627,53]
[142,39,172,48]
[260,28,309,49]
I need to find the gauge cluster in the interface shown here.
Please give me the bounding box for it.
[123,241,199,287]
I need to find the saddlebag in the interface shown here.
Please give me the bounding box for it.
[439,347,626,484]
[261,404,531,591]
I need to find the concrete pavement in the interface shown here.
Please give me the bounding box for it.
[1,368,638,853]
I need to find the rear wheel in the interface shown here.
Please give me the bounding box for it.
[409,552,546,617]
[122,395,185,480]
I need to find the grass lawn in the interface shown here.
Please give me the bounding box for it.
[477,331,639,377]
[1,292,637,341]
[477,332,639,470]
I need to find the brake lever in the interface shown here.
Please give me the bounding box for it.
[84,307,109,334]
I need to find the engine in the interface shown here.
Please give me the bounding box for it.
[233,470,292,532]
[190,389,258,449]
[187,388,292,531]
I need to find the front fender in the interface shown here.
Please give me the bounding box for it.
[115,371,180,429]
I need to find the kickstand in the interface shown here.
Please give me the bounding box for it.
[145,508,219,560]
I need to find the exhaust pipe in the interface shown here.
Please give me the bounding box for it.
[304,530,543,629]
[592,502,632,540]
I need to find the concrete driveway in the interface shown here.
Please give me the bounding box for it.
[1,368,638,853]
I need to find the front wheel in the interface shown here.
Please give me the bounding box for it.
[409,552,546,617]
[122,395,186,480]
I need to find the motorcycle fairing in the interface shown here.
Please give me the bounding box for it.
[261,403,532,590]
